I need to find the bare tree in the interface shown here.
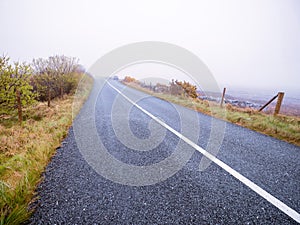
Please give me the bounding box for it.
[49,55,78,98]
[32,55,79,106]
[32,58,55,107]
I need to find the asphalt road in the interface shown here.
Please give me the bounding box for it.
[29,79,300,224]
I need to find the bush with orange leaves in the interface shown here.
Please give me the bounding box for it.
[123,76,136,83]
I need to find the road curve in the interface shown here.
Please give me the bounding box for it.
[29,80,300,224]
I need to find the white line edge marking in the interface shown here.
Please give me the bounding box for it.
[107,81,300,223]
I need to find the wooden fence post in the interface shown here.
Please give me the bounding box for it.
[220,88,226,107]
[259,94,278,112]
[274,92,284,115]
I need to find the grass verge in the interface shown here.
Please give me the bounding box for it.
[124,82,300,146]
[0,74,93,225]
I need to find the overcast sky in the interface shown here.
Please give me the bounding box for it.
[1,0,300,94]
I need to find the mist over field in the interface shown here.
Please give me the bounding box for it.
[115,62,300,116]
[1,0,300,96]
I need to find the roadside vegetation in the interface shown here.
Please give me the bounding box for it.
[122,76,300,146]
[0,55,93,224]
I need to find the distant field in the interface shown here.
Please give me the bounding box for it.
[225,89,300,117]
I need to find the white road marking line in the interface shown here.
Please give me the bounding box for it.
[107,81,300,223]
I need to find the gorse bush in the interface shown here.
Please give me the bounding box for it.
[171,79,198,98]
[0,56,36,123]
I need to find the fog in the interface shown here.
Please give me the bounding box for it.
[1,0,299,95]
